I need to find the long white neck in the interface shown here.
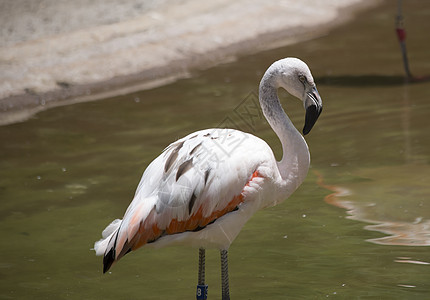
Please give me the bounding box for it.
[259,69,310,190]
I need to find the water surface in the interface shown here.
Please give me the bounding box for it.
[1,1,430,299]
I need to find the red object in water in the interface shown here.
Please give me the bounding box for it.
[396,28,406,42]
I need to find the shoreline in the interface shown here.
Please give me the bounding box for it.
[0,0,380,126]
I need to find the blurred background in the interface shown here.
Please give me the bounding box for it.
[1,0,373,124]
[0,0,429,299]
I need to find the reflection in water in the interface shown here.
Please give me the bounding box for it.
[316,74,407,87]
[364,220,430,246]
[315,74,430,87]
[315,81,430,247]
[401,84,413,164]
[315,170,430,246]
[395,257,430,265]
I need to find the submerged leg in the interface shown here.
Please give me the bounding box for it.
[220,249,230,300]
[196,248,208,300]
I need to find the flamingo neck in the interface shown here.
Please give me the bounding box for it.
[259,72,310,188]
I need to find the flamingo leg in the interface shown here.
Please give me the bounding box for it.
[220,249,230,300]
[196,248,208,300]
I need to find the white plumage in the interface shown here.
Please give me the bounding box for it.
[94,57,322,299]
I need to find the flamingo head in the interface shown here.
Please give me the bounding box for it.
[277,58,323,135]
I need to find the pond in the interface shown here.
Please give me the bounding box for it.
[0,1,429,299]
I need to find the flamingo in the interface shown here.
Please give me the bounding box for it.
[94,57,322,299]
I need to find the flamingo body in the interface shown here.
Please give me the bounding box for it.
[95,128,308,270]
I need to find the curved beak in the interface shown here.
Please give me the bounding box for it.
[303,85,323,135]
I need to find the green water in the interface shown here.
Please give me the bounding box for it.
[1,1,430,299]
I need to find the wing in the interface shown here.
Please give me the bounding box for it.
[96,128,275,273]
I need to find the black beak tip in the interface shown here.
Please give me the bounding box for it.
[303,105,322,135]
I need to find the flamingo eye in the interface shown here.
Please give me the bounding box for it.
[299,75,306,83]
